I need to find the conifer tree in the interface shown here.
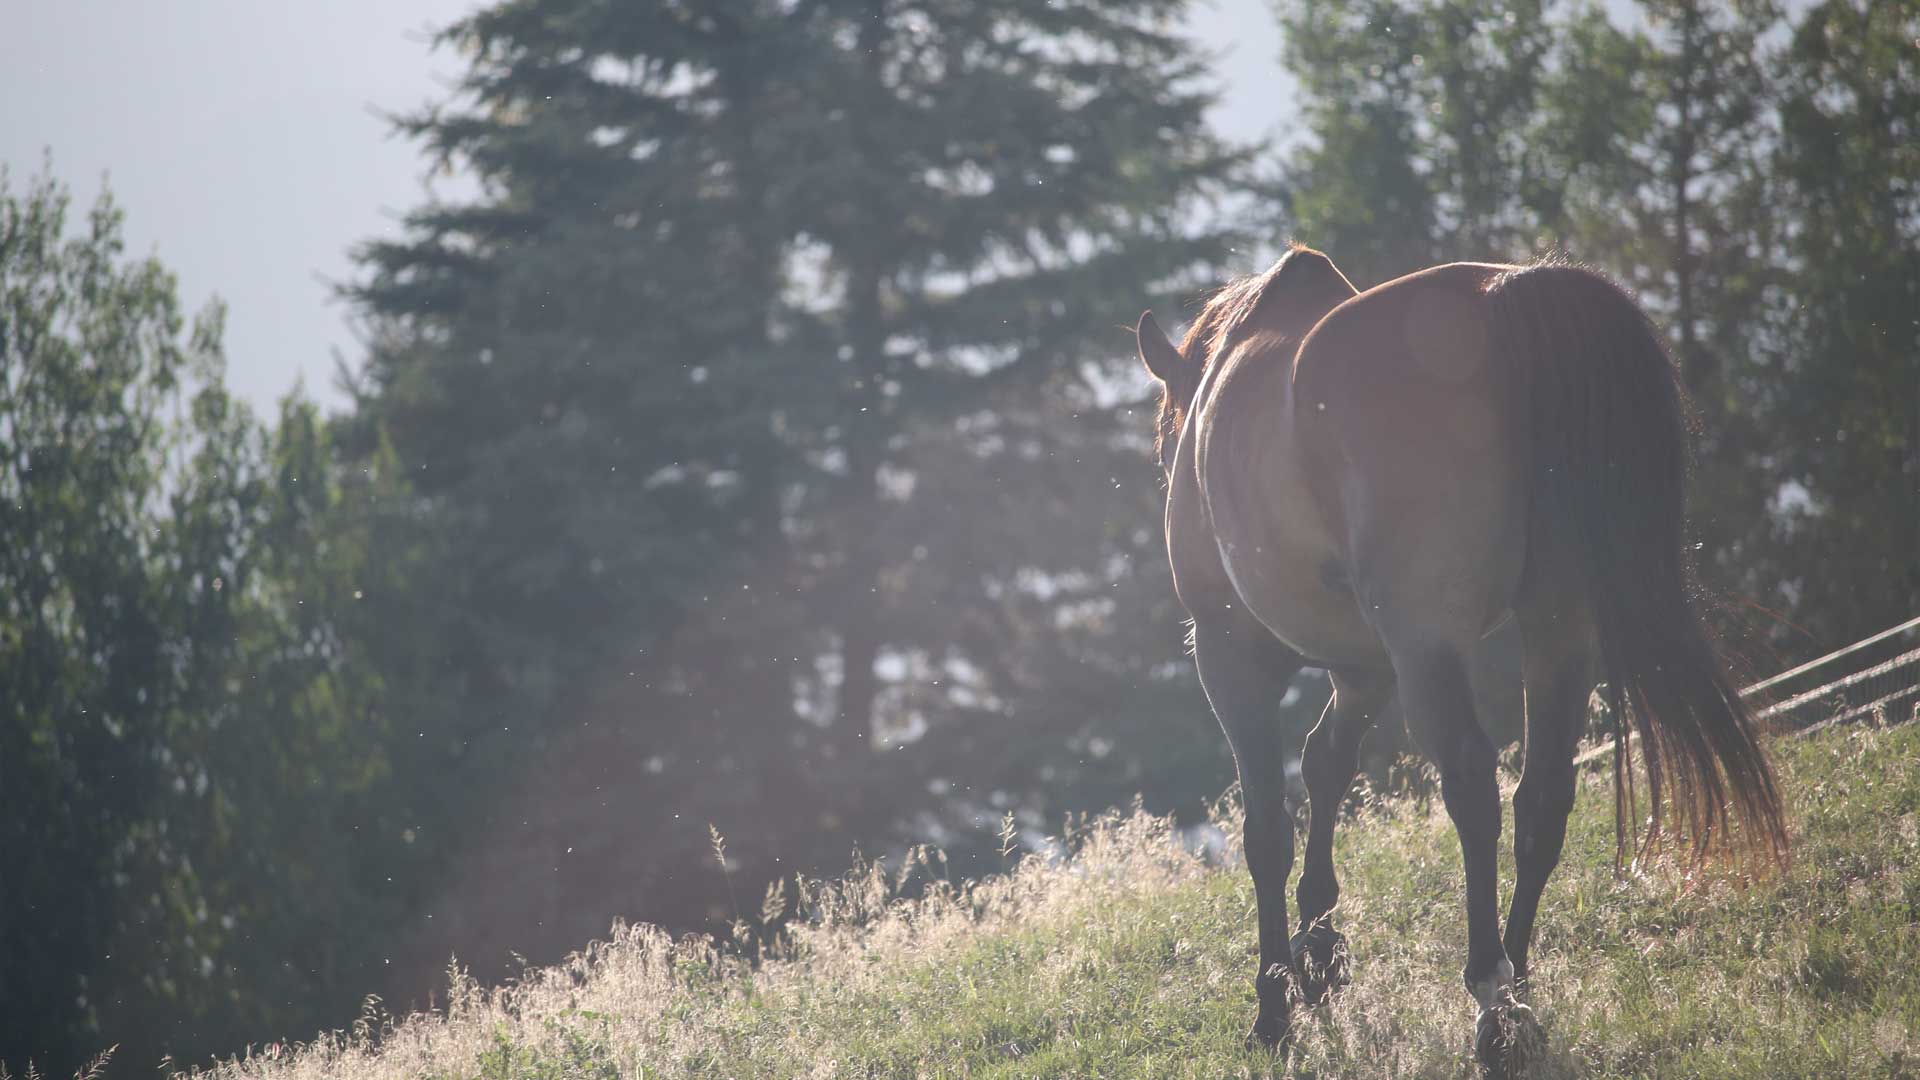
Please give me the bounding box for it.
[1761,0,1920,647]
[1274,0,1563,283]
[762,0,1248,771]
[346,0,1253,981]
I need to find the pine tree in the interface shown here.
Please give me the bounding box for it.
[762,0,1249,773]
[345,0,1254,987]
[1761,0,1920,648]
[342,0,814,989]
[1559,0,1789,643]
[1274,0,1565,283]
[1272,0,1813,650]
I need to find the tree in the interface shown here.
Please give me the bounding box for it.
[1759,0,1920,648]
[1,167,250,1071]
[761,0,1252,803]
[345,0,1258,991]
[1535,0,1917,659]
[1552,0,1788,627]
[1274,0,1567,284]
[1268,0,1917,670]
[0,166,417,1076]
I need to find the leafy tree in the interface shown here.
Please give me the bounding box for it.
[1274,0,1444,280]
[0,167,410,1076]
[0,166,252,1071]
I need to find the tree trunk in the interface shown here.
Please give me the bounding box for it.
[832,260,886,764]
[828,0,892,767]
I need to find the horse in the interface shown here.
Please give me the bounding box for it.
[1134,245,1788,1074]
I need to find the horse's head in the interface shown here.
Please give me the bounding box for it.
[1136,245,1357,475]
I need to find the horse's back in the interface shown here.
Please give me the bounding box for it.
[1291,262,1513,401]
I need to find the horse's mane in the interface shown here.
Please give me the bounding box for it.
[1181,241,1315,367]
[1155,243,1319,461]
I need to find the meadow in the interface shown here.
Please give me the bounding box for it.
[179,722,1920,1080]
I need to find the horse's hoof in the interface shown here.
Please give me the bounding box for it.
[1290,925,1353,1006]
[1244,1011,1291,1053]
[1474,999,1542,1078]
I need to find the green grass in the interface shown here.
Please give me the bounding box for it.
[194,724,1920,1079]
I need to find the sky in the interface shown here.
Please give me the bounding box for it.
[1,0,1287,414]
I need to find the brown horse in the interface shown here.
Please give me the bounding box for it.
[1135,246,1787,1072]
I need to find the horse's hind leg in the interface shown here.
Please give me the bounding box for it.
[1505,591,1597,990]
[1293,667,1392,1004]
[1382,635,1512,1003]
[1191,616,1305,1049]
[1376,621,1530,1075]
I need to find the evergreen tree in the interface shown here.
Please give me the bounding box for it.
[1554,0,1787,626]
[346,0,1253,990]
[1267,0,1891,665]
[343,0,810,985]
[1274,0,1565,283]
[761,0,1249,791]
[1761,0,1920,648]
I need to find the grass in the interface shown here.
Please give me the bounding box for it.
[189,723,1920,1079]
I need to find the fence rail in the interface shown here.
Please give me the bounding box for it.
[1574,614,1920,768]
[1740,613,1920,699]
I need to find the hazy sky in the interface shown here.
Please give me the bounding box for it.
[2,1,1287,413]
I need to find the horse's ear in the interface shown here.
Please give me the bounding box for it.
[1136,311,1184,384]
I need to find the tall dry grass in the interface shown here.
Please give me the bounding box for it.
[179,723,1920,1079]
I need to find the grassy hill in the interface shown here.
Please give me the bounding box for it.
[190,723,1920,1080]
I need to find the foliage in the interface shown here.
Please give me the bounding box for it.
[1,166,262,1068]
[0,169,402,1075]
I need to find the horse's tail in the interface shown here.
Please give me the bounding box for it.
[1487,262,1788,868]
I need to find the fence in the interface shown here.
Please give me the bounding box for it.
[1574,613,1920,767]
[1749,614,1920,736]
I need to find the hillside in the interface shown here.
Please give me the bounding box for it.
[188,723,1920,1080]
